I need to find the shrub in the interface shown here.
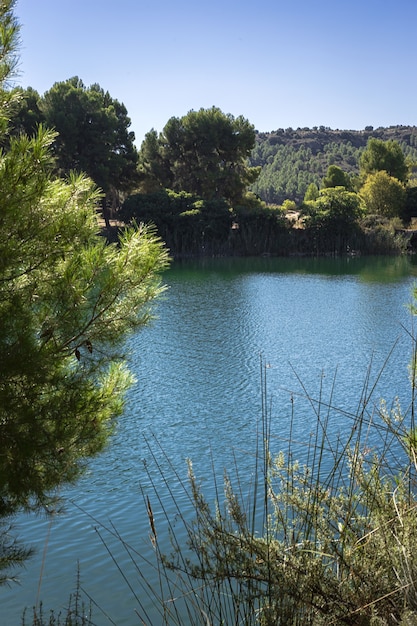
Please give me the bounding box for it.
[134,353,417,625]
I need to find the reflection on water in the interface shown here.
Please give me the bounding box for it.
[172,254,417,282]
[2,256,417,625]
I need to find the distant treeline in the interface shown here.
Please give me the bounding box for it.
[122,121,417,258]
[121,188,413,258]
[10,84,417,257]
[249,125,417,205]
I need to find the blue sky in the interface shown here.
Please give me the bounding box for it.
[15,0,417,146]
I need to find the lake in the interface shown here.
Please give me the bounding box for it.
[3,255,417,625]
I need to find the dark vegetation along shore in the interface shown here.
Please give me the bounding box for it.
[10,76,417,258]
[121,123,417,258]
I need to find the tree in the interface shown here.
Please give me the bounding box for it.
[40,77,139,225]
[404,185,417,222]
[304,182,319,202]
[303,187,363,254]
[7,86,44,139]
[138,107,260,205]
[360,137,408,183]
[137,128,170,192]
[122,189,232,256]
[360,170,406,217]
[306,187,363,221]
[281,199,297,212]
[0,1,169,583]
[322,164,352,190]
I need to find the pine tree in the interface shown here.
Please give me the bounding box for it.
[0,0,169,584]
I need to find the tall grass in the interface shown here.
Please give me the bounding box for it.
[126,352,417,625]
[22,566,93,626]
[24,340,417,625]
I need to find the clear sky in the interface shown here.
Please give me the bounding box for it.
[14,0,417,146]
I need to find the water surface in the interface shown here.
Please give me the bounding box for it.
[3,255,417,625]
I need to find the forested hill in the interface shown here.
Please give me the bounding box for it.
[249,125,417,205]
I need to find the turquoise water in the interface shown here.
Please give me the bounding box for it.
[3,255,417,625]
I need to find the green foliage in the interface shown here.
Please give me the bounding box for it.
[138,107,260,205]
[322,164,352,189]
[0,147,169,518]
[189,442,417,625]
[0,521,34,586]
[304,182,319,202]
[403,186,417,223]
[0,1,19,132]
[137,128,169,193]
[361,170,406,217]
[310,187,363,220]
[358,215,410,255]
[122,188,232,256]
[281,198,297,212]
[35,77,139,223]
[0,2,169,584]
[122,189,298,257]
[250,127,417,205]
[121,185,409,258]
[360,137,409,183]
[250,143,323,204]
[7,86,44,139]
[301,187,363,255]
[135,350,417,625]
[232,201,290,256]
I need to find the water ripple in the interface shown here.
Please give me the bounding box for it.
[2,257,416,625]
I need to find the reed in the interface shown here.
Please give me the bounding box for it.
[129,351,417,625]
[24,339,417,625]
[22,566,93,626]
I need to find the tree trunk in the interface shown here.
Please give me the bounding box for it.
[102,195,111,229]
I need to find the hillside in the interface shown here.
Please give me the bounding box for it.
[249,125,417,205]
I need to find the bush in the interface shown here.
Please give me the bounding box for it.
[133,351,417,625]
[359,215,410,255]
[27,326,417,625]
